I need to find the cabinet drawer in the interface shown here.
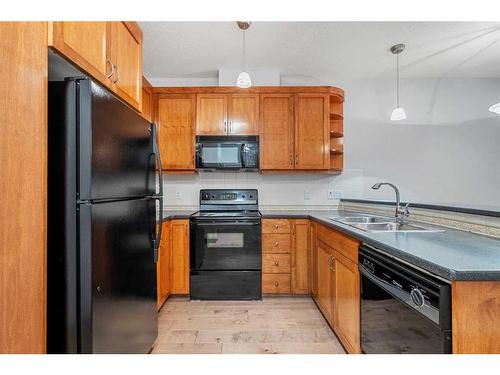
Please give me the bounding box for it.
[317,224,359,263]
[263,254,291,273]
[262,219,290,234]
[262,233,291,254]
[262,274,291,294]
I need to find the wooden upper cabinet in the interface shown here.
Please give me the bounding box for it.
[259,94,295,170]
[141,77,153,122]
[109,22,143,111]
[157,94,196,170]
[228,94,259,135]
[196,94,228,135]
[295,93,329,170]
[49,22,110,83]
[48,21,143,112]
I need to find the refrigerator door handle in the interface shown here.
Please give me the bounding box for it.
[151,124,163,196]
[152,196,163,263]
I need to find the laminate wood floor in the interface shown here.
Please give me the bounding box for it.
[152,296,346,354]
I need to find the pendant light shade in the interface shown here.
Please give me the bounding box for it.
[236,71,252,88]
[391,107,407,121]
[236,21,251,89]
[390,43,406,121]
[488,102,500,115]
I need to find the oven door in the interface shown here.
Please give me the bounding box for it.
[190,219,261,271]
[360,268,452,354]
[196,142,243,169]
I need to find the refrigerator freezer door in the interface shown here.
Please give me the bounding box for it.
[78,79,156,200]
[79,198,157,353]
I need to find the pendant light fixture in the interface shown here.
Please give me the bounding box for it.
[488,102,500,115]
[236,21,252,89]
[390,43,407,121]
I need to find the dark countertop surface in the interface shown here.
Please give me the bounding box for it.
[162,210,196,221]
[161,208,500,281]
[260,210,500,282]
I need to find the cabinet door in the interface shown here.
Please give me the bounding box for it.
[110,22,143,111]
[317,241,335,327]
[170,220,190,294]
[196,94,228,135]
[334,251,361,353]
[310,222,318,298]
[49,22,111,85]
[259,94,295,170]
[157,222,170,309]
[141,77,153,122]
[228,94,259,135]
[291,220,309,294]
[294,94,329,170]
[157,95,196,170]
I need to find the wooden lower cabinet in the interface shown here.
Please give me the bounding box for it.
[312,223,361,354]
[262,274,291,294]
[452,281,500,353]
[157,221,170,309]
[310,221,318,298]
[170,219,190,294]
[316,240,336,327]
[334,250,361,353]
[291,220,309,294]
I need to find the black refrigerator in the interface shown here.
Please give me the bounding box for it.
[47,78,163,353]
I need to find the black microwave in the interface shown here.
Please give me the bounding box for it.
[195,136,259,171]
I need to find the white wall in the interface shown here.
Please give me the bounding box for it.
[339,78,500,211]
[163,170,364,209]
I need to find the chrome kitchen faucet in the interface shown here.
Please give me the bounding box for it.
[371,182,410,223]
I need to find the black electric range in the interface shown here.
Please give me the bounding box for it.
[189,189,262,300]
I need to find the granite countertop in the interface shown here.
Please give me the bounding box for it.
[260,209,500,282]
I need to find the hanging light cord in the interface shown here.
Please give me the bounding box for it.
[242,29,246,72]
[396,52,400,108]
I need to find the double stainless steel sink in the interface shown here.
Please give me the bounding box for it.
[328,214,444,233]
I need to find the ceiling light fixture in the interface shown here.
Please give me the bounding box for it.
[390,43,406,121]
[489,102,500,115]
[236,21,251,89]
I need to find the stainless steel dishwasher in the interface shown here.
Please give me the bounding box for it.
[359,246,452,354]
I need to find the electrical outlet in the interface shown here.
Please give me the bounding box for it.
[328,190,342,200]
[175,191,182,200]
[304,190,312,200]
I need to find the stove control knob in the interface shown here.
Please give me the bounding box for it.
[242,194,246,199]
[249,195,253,199]
[410,288,425,307]
[203,193,209,200]
[211,195,215,199]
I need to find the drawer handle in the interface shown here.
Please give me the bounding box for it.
[275,241,279,247]
[274,261,279,266]
[274,282,279,287]
[274,224,279,229]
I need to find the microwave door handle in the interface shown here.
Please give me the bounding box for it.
[240,144,245,167]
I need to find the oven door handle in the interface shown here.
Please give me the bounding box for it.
[193,221,261,226]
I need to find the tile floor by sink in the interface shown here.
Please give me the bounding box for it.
[152,296,346,354]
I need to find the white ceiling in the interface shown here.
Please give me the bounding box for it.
[141,22,500,84]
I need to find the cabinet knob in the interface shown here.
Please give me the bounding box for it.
[275,241,279,247]
[274,261,279,266]
[274,282,279,287]
[274,224,279,229]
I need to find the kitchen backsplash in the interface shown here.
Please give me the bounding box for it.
[162,169,364,209]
